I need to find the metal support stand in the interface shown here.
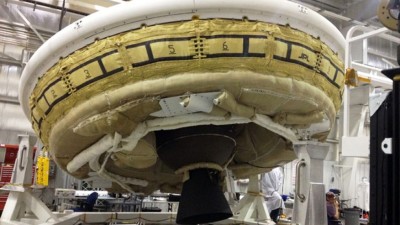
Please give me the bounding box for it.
[292,141,329,225]
[231,175,275,225]
[0,135,281,225]
[370,90,392,225]
[370,67,400,225]
[0,135,60,225]
[224,169,239,206]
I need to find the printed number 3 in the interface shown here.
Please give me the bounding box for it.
[84,69,91,79]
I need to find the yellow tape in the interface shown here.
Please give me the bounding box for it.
[36,156,49,186]
[36,156,43,185]
[42,156,49,186]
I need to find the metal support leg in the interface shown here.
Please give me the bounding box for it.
[292,141,330,225]
[225,169,239,205]
[0,135,60,225]
[231,175,275,225]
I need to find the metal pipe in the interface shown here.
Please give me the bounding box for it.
[348,26,400,44]
[0,57,22,67]
[351,61,384,72]
[59,0,67,31]
[19,146,27,170]
[348,27,389,43]
[295,159,306,203]
[0,95,20,105]
[18,0,89,16]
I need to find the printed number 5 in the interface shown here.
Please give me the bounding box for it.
[168,45,176,55]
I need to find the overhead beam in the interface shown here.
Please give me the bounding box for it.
[14,8,46,43]
[0,57,22,67]
[66,0,105,14]
[291,0,344,13]
[0,52,22,66]
[7,0,89,16]
[0,19,56,36]
[0,52,19,61]
[75,0,124,8]
[342,0,380,22]
[0,95,20,105]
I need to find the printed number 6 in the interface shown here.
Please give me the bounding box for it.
[222,42,229,51]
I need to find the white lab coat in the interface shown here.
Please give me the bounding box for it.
[261,167,285,213]
[356,179,370,211]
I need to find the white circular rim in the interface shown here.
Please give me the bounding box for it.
[19,0,345,120]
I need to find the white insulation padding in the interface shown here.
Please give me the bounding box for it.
[66,112,298,180]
